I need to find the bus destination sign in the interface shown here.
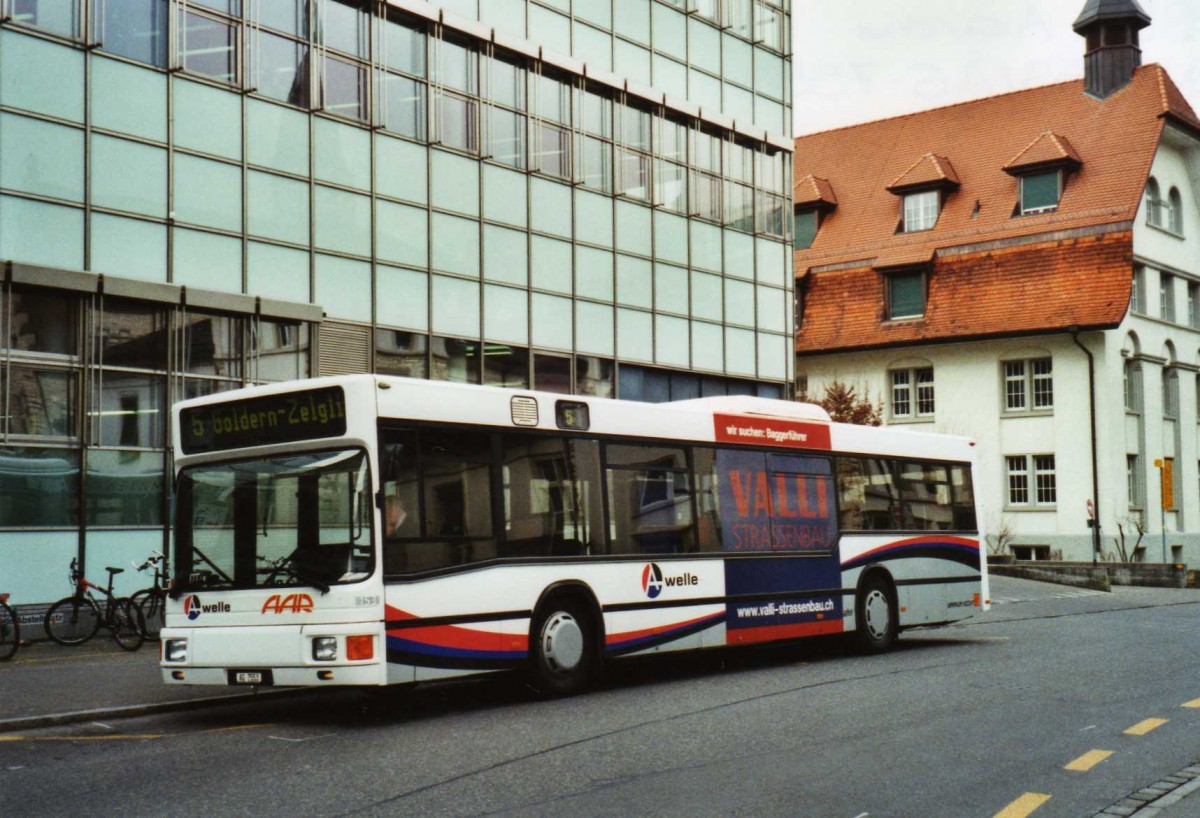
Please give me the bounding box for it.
[181,386,347,454]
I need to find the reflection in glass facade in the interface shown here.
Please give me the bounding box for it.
[0,0,792,604]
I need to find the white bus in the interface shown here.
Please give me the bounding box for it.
[161,375,988,695]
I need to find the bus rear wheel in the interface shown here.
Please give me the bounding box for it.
[854,575,898,653]
[530,598,598,697]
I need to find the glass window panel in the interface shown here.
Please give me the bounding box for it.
[483,343,529,387]
[533,354,571,394]
[691,321,723,371]
[376,200,428,268]
[651,2,686,59]
[430,150,480,216]
[654,211,688,265]
[3,288,77,356]
[439,38,477,95]
[93,57,167,142]
[616,255,652,308]
[691,272,723,322]
[431,275,480,338]
[532,293,572,350]
[578,136,613,193]
[437,93,478,153]
[531,235,573,293]
[536,123,570,179]
[479,0,525,39]
[528,5,570,53]
[655,315,689,366]
[247,170,310,245]
[529,177,572,237]
[430,336,481,384]
[251,319,311,383]
[253,30,310,108]
[97,0,168,67]
[483,165,527,228]
[375,330,428,378]
[381,74,426,140]
[383,11,425,75]
[725,182,754,230]
[430,213,479,277]
[576,356,614,397]
[576,247,614,301]
[313,254,371,321]
[89,214,166,281]
[315,186,371,256]
[246,99,309,175]
[97,300,166,370]
[889,272,924,319]
[490,109,526,169]
[621,106,651,151]
[576,302,613,356]
[613,0,650,43]
[581,90,611,139]
[575,189,613,247]
[4,367,77,437]
[614,39,651,87]
[192,0,240,13]
[1022,171,1060,213]
[178,10,237,83]
[489,57,525,110]
[617,149,649,200]
[538,74,569,125]
[483,225,528,286]
[247,241,310,303]
[321,0,368,58]
[96,371,164,446]
[173,229,242,293]
[91,135,166,217]
[259,0,307,36]
[0,31,84,122]
[376,134,427,203]
[795,210,817,250]
[615,200,652,257]
[654,263,688,315]
[0,196,83,270]
[376,266,428,331]
[754,1,783,50]
[655,161,686,212]
[173,77,240,159]
[573,21,611,72]
[484,286,528,345]
[0,447,79,526]
[322,55,368,121]
[173,154,241,232]
[0,114,84,202]
[725,326,755,374]
[11,0,81,37]
[617,309,653,362]
[86,450,164,526]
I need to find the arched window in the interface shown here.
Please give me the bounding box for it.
[1124,360,1143,412]
[1145,177,1163,227]
[1169,187,1184,234]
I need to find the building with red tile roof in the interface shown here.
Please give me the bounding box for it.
[794,1,1200,562]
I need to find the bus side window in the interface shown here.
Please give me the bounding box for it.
[837,457,901,531]
[500,434,602,558]
[691,448,723,552]
[379,430,422,573]
[604,443,694,555]
[950,465,977,530]
[898,461,952,531]
[419,429,495,567]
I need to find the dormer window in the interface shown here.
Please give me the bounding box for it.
[795,209,818,250]
[903,190,940,232]
[792,175,837,250]
[887,270,926,320]
[1020,170,1061,214]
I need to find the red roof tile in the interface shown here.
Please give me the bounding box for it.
[794,174,838,208]
[887,154,960,193]
[1004,131,1082,173]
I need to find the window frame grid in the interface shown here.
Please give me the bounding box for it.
[1006,454,1056,509]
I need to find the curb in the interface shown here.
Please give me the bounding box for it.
[1094,762,1200,817]
[0,688,309,734]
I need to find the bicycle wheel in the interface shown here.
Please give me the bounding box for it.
[0,601,18,661]
[135,591,165,639]
[44,597,102,646]
[110,598,145,652]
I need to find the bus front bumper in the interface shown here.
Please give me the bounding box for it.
[159,623,386,687]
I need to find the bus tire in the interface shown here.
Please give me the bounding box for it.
[854,574,897,653]
[529,597,598,697]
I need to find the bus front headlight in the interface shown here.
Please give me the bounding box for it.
[312,637,338,662]
[164,639,188,662]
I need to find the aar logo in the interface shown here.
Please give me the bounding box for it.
[183,595,202,621]
[642,563,664,599]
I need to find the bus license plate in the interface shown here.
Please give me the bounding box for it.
[230,670,271,686]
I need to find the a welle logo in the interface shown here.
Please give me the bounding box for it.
[183,595,231,621]
[641,563,700,599]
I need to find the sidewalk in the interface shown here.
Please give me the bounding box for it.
[0,638,297,732]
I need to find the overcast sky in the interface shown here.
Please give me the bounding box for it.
[792,0,1200,135]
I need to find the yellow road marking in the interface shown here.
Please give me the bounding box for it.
[1065,750,1113,772]
[993,792,1051,818]
[1125,718,1168,736]
[1182,698,1200,709]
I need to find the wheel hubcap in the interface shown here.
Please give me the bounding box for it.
[541,612,584,673]
[864,589,890,640]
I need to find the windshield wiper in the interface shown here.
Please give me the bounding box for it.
[281,562,331,595]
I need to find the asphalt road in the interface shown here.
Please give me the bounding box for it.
[4,576,1200,818]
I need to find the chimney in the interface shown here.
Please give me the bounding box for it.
[1074,0,1152,99]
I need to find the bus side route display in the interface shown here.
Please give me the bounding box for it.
[180,386,347,454]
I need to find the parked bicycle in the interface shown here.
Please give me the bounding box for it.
[44,559,144,651]
[130,552,168,639]
[0,593,18,661]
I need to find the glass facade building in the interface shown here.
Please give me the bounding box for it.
[0,0,793,605]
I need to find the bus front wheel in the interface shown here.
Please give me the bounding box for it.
[530,598,598,697]
[854,575,898,653]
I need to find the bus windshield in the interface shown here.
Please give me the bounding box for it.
[175,448,374,593]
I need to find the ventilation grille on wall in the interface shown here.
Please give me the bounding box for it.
[317,321,371,376]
